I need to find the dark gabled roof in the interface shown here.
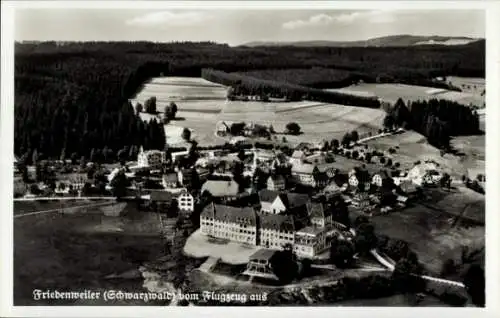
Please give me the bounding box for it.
[250,249,278,262]
[309,202,326,219]
[314,171,329,182]
[283,192,310,209]
[201,203,257,226]
[374,170,391,179]
[150,190,174,202]
[332,173,349,187]
[258,189,280,203]
[259,212,295,232]
[352,167,371,183]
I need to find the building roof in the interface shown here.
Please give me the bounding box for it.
[259,213,295,232]
[332,173,349,187]
[149,190,174,202]
[399,180,418,193]
[324,181,342,193]
[351,167,371,183]
[309,202,331,219]
[163,172,178,184]
[291,150,306,158]
[249,249,277,261]
[296,226,324,236]
[201,180,239,197]
[200,203,257,225]
[267,175,285,184]
[292,163,318,174]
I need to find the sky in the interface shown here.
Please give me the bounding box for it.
[14,9,485,46]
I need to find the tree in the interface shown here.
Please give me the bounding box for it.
[169,101,178,115]
[182,128,191,141]
[282,136,287,143]
[365,153,372,163]
[352,150,359,159]
[353,222,378,254]
[379,157,386,164]
[383,115,395,131]
[237,149,246,161]
[144,96,157,114]
[135,102,143,114]
[440,258,457,277]
[440,172,452,189]
[331,139,340,149]
[230,122,246,136]
[269,124,275,134]
[341,133,351,148]
[285,122,301,135]
[350,130,359,143]
[391,255,425,293]
[30,184,41,195]
[330,237,355,268]
[463,264,485,307]
[110,170,129,199]
[386,158,393,167]
[270,248,298,284]
[32,149,39,165]
[59,148,66,162]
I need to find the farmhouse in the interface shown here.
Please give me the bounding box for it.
[408,161,442,186]
[267,175,286,191]
[258,189,310,215]
[200,203,258,245]
[372,170,392,188]
[348,167,371,191]
[162,172,179,189]
[291,163,320,187]
[289,150,307,166]
[201,179,239,200]
[177,191,195,215]
[137,147,165,168]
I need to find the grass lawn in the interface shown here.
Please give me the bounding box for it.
[14,205,165,305]
[369,188,484,274]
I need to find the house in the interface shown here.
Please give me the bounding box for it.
[323,181,342,197]
[399,180,418,196]
[291,163,320,187]
[258,189,310,215]
[314,172,329,189]
[309,202,332,228]
[149,190,174,203]
[162,172,179,189]
[289,150,306,166]
[200,203,258,245]
[177,191,195,215]
[293,226,329,258]
[348,167,371,191]
[177,168,198,189]
[137,147,165,168]
[243,249,280,280]
[259,213,296,249]
[408,162,441,186]
[230,136,251,147]
[351,192,371,209]
[216,121,230,136]
[68,173,87,191]
[267,174,286,191]
[372,170,392,188]
[201,179,239,200]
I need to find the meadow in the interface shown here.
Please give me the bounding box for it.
[327,82,484,107]
[132,77,387,147]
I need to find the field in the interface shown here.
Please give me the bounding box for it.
[14,203,166,305]
[445,76,485,96]
[132,77,387,146]
[365,131,485,179]
[327,82,484,107]
[368,188,484,274]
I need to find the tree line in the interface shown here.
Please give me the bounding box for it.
[201,68,381,107]
[14,40,484,159]
[383,98,481,149]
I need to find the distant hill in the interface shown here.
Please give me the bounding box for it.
[240,35,482,48]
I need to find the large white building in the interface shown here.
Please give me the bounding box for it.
[137,147,165,168]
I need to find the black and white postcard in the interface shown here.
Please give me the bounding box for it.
[1,1,499,317]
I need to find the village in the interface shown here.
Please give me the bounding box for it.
[13,116,460,286]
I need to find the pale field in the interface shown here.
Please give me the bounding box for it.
[445,76,485,95]
[327,83,484,107]
[135,77,387,146]
[365,131,485,179]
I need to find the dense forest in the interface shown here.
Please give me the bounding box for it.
[201,68,381,107]
[14,40,485,159]
[383,98,481,148]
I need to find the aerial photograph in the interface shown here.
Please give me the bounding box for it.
[11,6,485,308]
